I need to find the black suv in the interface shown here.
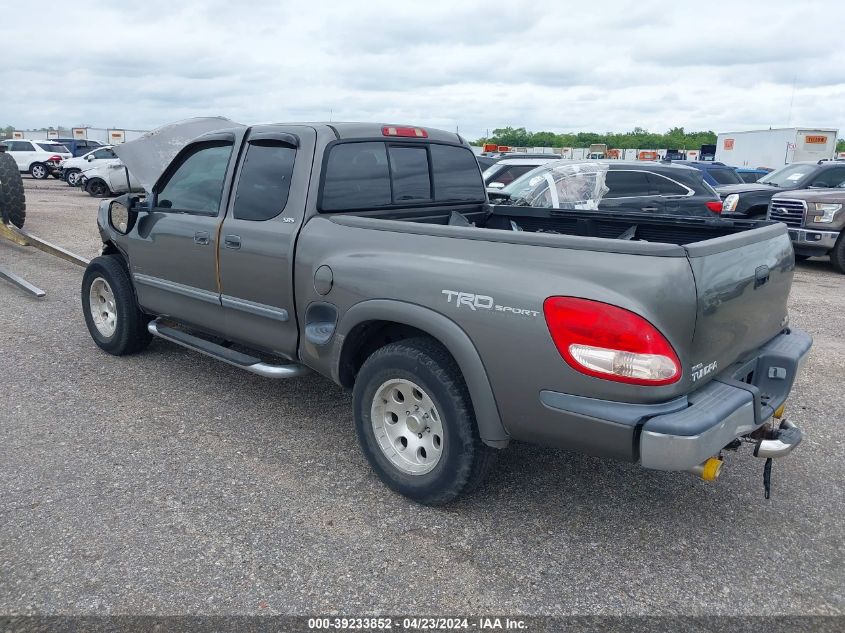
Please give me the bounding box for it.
[489,161,723,217]
[716,160,845,218]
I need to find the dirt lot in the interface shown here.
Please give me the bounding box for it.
[1,177,843,616]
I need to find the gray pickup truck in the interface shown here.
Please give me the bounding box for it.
[82,120,812,504]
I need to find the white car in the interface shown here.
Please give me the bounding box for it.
[59,146,118,186]
[78,160,143,197]
[1,139,73,179]
[482,157,561,192]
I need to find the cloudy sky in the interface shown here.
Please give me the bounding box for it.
[4,0,843,140]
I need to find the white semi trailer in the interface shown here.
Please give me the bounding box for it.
[715,127,838,169]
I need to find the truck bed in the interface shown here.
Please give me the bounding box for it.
[341,203,772,247]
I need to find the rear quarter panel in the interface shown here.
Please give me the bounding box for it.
[294,216,701,458]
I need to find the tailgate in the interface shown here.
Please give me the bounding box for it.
[684,223,794,383]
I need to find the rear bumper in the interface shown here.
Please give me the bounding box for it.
[537,328,812,471]
[640,328,812,470]
[787,228,838,251]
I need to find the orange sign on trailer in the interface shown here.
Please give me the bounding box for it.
[805,135,828,144]
[723,138,735,150]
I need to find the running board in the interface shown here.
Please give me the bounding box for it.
[147,320,309,379]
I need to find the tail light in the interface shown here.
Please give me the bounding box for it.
[47,154,63,163]
[543,297,681,386]
[705,200,722,214]
[382,126,427,138]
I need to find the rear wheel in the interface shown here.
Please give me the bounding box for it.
[29,162,48,180]
[831,234,845,274]
[81,255,151,355]
[0,152,26,228]
[65,169,81,186]
[353,338,497,505]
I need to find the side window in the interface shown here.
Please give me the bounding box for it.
[233,142,297,221]
[430,144,484,202]
[812,168,845,188]
[156,142,233,214]
[388,145,430,201]
[93,148,116,159]
[649,173,690,196]
[604,170,653,198]
[488,164,535,186]
[321,142,391,211]
[9,141,34,152]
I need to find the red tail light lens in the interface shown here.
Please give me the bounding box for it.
[705,200,723,214]
[543,297,681,385]
[47,155,63,162]
[382,126,428,138]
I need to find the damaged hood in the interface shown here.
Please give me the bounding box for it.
[113,117,244,192]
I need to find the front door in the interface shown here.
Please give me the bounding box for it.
[216,126,316,356]
[129,134,241,333]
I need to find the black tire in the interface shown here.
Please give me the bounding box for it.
[86,178,111,197]
[831,234,845,274]
[64,169,81,186]
[29,162,48,180]
[353,337,497,505]
[81,255,151,355]
[0,152,26,228]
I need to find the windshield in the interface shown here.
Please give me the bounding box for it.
[708,167,742,185]
[501,161,609,209]
[759,164,816,187]
[39,143,69,153]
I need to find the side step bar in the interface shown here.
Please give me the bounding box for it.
[147,320,310,379]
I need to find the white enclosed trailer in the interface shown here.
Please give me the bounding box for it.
[715,127,838,169]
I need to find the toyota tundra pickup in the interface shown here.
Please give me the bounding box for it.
[81,119,812,504]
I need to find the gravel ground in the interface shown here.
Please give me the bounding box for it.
[1,178,843,616]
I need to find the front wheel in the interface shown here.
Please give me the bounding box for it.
[831,234,845,274]
[86,178,111,197]
[81,255,151,355]
[353,338,497,505]
[29,163,48,179]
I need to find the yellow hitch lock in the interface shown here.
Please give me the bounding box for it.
[774,404,786,419]
[701,457,723,481]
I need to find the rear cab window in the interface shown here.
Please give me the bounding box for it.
[320,141,483,211]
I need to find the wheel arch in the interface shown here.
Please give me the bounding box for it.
[335,299,509,447]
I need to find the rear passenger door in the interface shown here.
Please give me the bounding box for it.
[216,126,316,356]
[5,141,37,171]
[600,169,663,215]
[647,171,698,217]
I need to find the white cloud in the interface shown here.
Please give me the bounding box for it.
[3,0,843,139]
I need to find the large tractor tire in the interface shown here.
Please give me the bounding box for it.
[0,152,26,228]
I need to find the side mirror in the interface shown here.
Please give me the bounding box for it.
[488,182,506,190]
[86,155,95,161]
[108,194,142,234]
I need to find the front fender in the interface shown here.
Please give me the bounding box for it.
[335,299,509,448]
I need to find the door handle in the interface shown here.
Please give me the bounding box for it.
[224,234,241,249]
[193,231,210,245]
[641,206,659,212]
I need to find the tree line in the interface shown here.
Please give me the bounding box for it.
[476,126,845,153]
[473,126,719,149]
